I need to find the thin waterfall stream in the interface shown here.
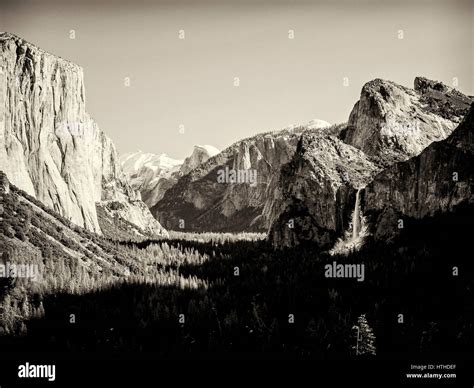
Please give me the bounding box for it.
[352,188,362,241]
[329,187,365,255]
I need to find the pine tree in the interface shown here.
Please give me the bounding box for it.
[352,314,376,356]
[19,321,27,336]
[36,301,45,318]
[21,295,31,317]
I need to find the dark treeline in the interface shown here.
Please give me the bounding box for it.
[1,203,473,359]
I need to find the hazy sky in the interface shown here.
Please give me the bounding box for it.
[2,0,473,159]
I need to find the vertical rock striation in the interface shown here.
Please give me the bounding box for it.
[0,32,166,237]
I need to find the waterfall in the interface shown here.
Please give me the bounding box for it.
[329,187,366,255]
[352,188,362,241]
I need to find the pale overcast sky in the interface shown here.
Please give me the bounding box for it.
[2,0,472,159]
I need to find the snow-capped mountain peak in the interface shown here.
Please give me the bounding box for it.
[120,150,183,177]
[120,145,219,207]
[307,119,331,129]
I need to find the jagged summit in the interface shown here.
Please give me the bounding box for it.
[342,77,472,166]
[414,76,472,121]
[0,32,25,42]
[415,76,458,95]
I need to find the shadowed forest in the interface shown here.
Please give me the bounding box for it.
[1,182,473,359]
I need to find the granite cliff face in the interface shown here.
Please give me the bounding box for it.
[362,103,474,241]
[120,145,219,208]
[342,77,470,166]
[268,133,380,248]
[270,78,473,249]
[0,32,166,237]
[152,121,335,232]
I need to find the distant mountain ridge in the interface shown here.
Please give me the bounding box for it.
[120,151,183,207]
[153,75,472,241]
[120,145,219,207]
[151,119,337,232]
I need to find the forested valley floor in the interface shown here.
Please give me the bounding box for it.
[1,183,473,359]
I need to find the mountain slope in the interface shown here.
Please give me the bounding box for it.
[0,170,207,334]
[0,32,166,238]
[152,120,339,232]
[270,78,473,248]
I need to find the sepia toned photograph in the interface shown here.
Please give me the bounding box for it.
[0,0,472,384]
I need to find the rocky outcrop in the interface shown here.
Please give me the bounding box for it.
[268,133,380,248]
[413,77,473,120]
[152,121,334,232]
[180,145,220,176]
[0,32,166,237]
[0,170,9,194]
[362,103,474,241]
[342,78,471,166]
